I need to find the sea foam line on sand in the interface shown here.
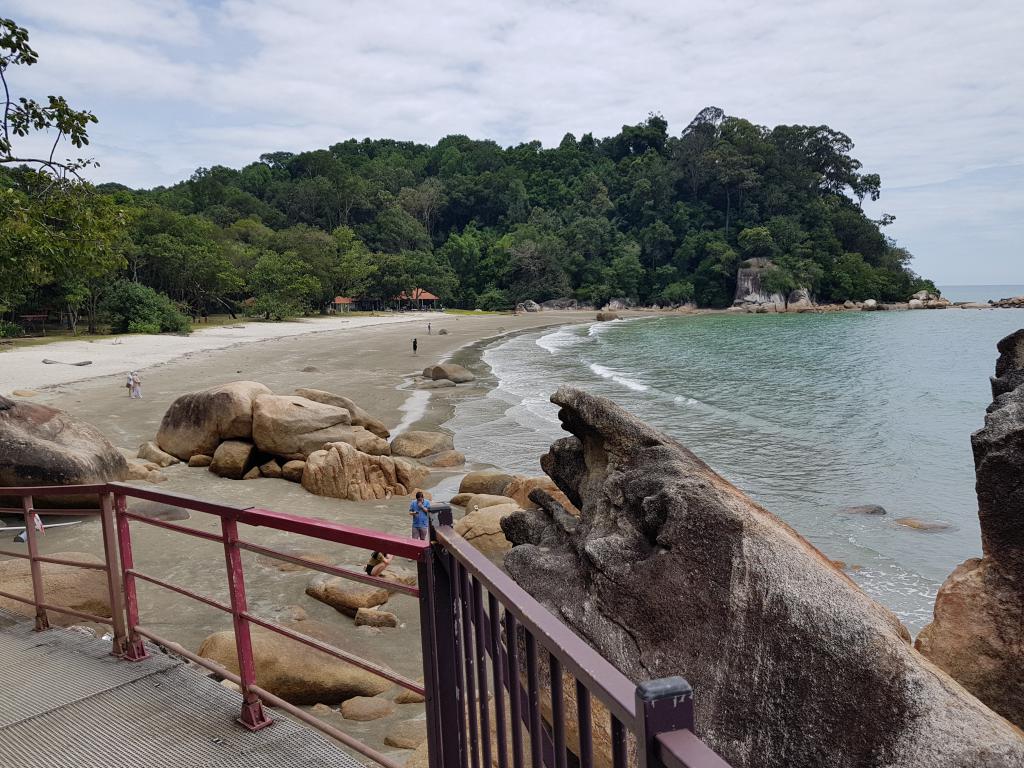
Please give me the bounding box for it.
[0,314,434,391]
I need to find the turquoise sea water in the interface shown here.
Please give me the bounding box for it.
[447,307,1024,632]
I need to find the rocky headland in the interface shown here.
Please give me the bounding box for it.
[499,385,1024,768]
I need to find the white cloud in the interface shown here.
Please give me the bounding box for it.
[4,0,1022,280]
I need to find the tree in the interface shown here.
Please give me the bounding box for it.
[246,252,321,320]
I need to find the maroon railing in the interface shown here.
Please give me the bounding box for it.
[0,484,729,768]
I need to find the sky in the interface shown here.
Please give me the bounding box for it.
[6,0,1023,284]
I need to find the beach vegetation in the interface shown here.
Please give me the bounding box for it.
[0,16,937,333]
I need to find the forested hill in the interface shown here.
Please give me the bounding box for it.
[10,108,936,326]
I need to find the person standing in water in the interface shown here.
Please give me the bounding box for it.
[412,337,418,355]
[130,371,143,399]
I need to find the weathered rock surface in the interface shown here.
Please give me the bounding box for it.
[916,329,1024,729]
[839,504,887,515]
[862,298,880,310]
[0,398,128,505]
[504,475,575,512]
[384,718,428,749]
[501,386,1024,768]
[417,449,465,468]
[595,312,619,322]
[155,381,270,460]
[137,441,179,467]
[422,363,475,383]
[341,696,395,721]
[454,503,520,553]
[209,440,256,480]
[302,442,428,501]
[251,394,353,460]
[458,470,516,496]
[354,607,398,628]
[198,625,388,704]
[459,493,518,510]
[281,459,305,482]
[0,552,110,624]
[390,430,454,459]
[259,459,282,479]
[305,573,390,617]
[295,388,390,439]
[242,466,261,480]
[394,680,426,704]
[187,454,212,467]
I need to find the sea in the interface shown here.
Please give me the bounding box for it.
[445,285,1024,633]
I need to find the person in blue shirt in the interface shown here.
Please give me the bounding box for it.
[409,491,430,540]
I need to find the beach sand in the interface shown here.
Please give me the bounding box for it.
[1,310,586,656]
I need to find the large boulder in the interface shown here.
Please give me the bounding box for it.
[294,388,390,439]
[197,624,389,704]
[916,329,1024,728]
[251,394,353,460]
[137,441,179,468]
[306,573,389,617]
[302,442,429,501]
[595,312,619,322]
[156,381,270,460]
[0,397,128,506]
[422,363,475,384]
[504,475,576,512]
[418,449,466,468]
[0,552,110,624]
[390,430,454,459]
[454,503,520,554]
[501,386,1024,768]
[458,469,516,496]
[209,440,256,480]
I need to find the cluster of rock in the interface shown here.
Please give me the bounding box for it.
[515,299,541,313]
[731,258,814,312]
[992,295,1024,308]
[916,329,1024,729]
[148,381,462,501]
[414,362,476,390]
[500,386,1024,767]
[0,395,129,505]
[447,469,576,554]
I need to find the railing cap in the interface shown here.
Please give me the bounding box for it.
[637,676,692,702]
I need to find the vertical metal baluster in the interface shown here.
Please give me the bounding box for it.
[459,563,481,768]
[611,715,627,768]
[98,492,128,655]
[114,493,148,661]
[575,682,593,768]
[221,516,271,731]
[21,494,48,631]
[505,612,525,768]
[525,631,543,768]
[472,578,493,768]
[549,655,566,768]
[489,594,509,768]
[452,560,470,768]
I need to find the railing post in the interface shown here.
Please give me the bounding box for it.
[221,515,272,731]
[423,507,465,768]
[21,494,49,631]
[99,491,128,656]
[636,677,695,768]
[114,491,149,661]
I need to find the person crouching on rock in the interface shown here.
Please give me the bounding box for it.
[409,491,430,540]
[364,551,392,576]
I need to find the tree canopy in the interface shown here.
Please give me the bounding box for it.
[0,17,934,334]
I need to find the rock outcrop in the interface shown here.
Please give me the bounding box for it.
[501,386,1024,768]
[595,311,619,322]
[391,430,454,459]
[422,363,475,384]
[295,388,390,439]
[916,329,1024,728]
[306,573,390,617]
[198,624,389,704]
[301,441,428,501]
[0,397,128,506]
[209,439,256,480]
[137,441,179,467]
[454,502,520,554]
[252,394,353,460]
[156,381,270,460]
[0,552,110,624]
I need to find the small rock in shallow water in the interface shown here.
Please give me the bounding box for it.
[895,517,951,531]
[839,504,887,515]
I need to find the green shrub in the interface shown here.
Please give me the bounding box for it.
[0,320,21,338]
[476,288,509,311]
[101,281,191,334]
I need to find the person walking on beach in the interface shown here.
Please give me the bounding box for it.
[125,372,133,397]
[427,322,431,335]
[129,371,142,399]
[409,491,430,540]
[412,337,418,355]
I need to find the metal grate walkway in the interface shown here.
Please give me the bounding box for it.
[0,610,367,768]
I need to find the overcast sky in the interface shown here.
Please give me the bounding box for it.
[7,0,1022,284]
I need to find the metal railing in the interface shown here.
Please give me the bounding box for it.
[0,484,729,768]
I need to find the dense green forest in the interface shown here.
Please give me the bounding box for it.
[1,17,933,336]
